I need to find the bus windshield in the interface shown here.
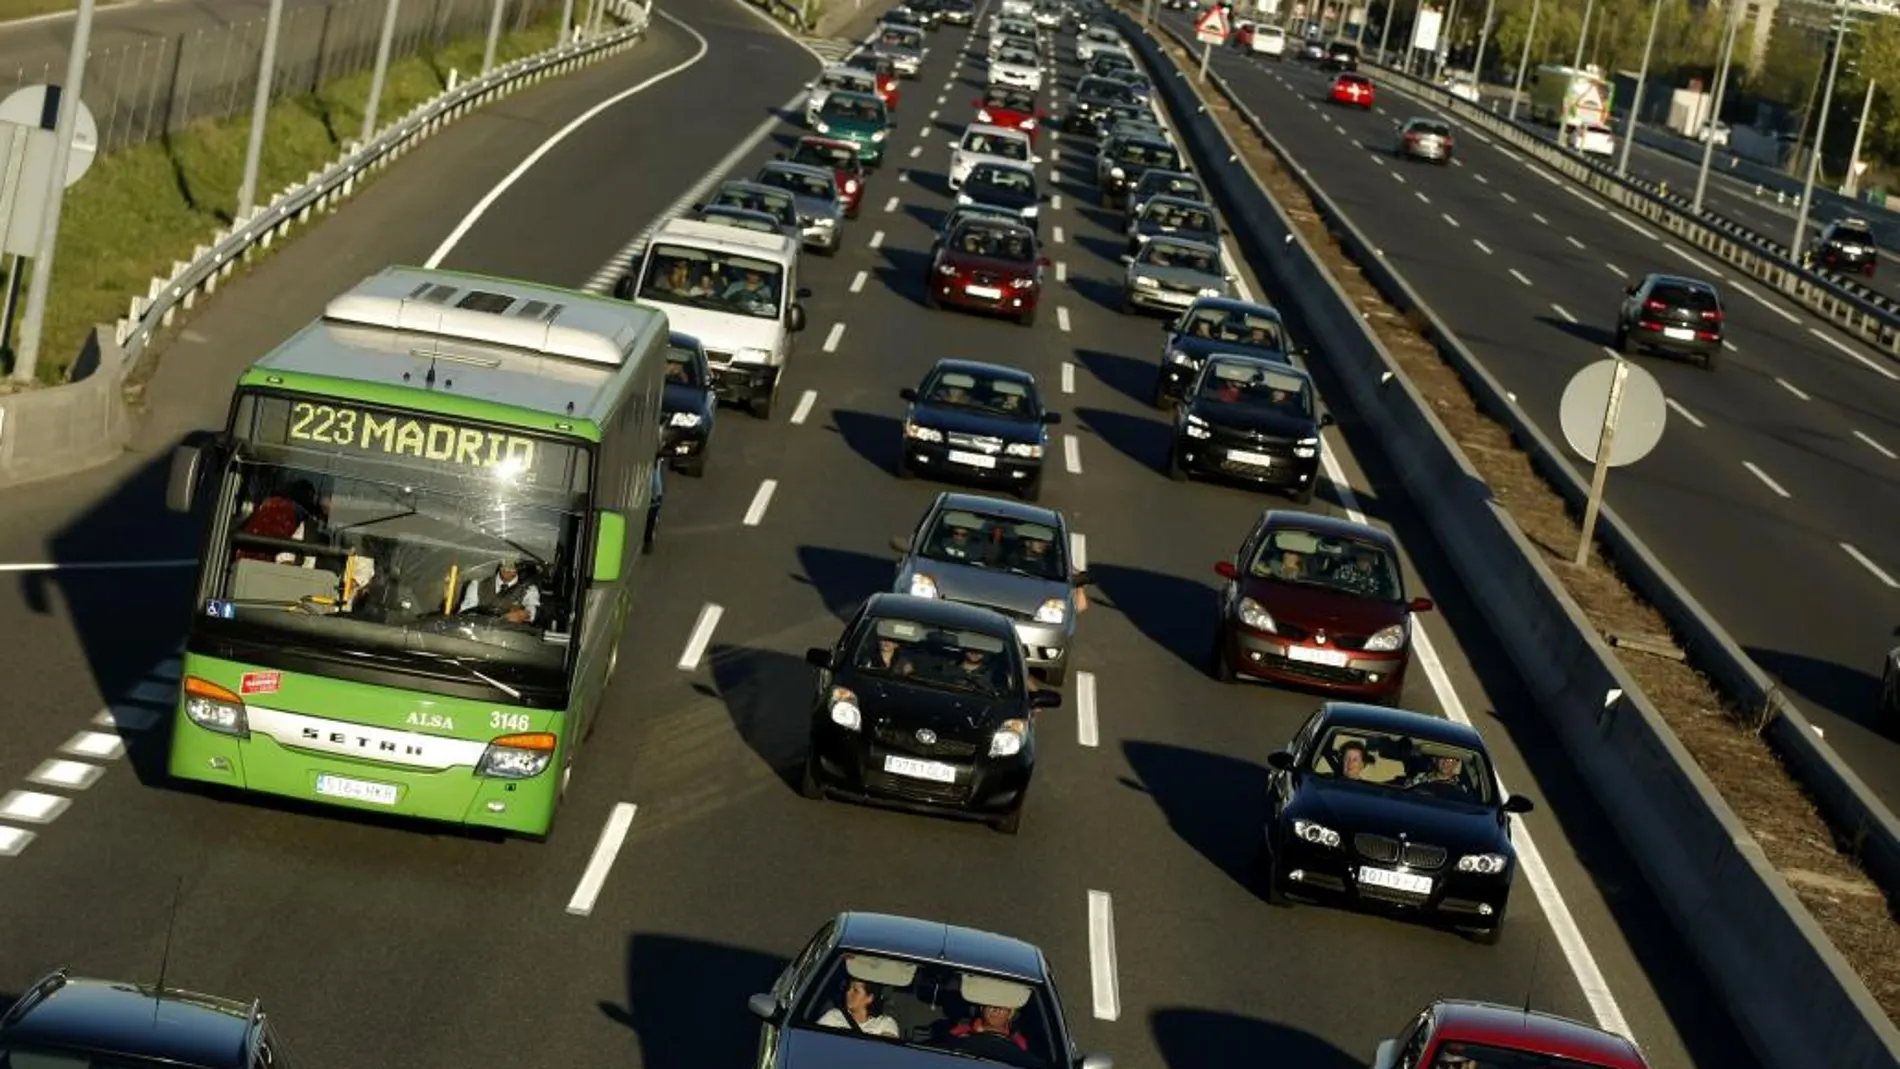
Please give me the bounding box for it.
[203,393,593,698]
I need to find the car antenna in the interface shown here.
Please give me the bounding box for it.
[1520,927,1545,1023]
[152,875,185,1025]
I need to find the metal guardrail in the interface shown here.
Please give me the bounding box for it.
[113,0,654,371]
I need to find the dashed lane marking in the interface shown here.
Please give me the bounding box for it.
[743,480,778,527]
[677,604,724,672]
[27,760,104,791]
[1509,268,1532,286]
[1843,543,1900,587]
[1076,671,1100,748]
[1665,398,1705,428]
[565,803,638,917]
[1775,377,1811,401]
[1855,430,1896,459]
[1087,890,1121,1020]
[1063,434,1082,474]
[822,323,846,352]
[849,270,867,293]
[790,390,818,426]
[1743,462,1792,498]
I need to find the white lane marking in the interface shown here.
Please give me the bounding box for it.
[1061,361,1076,394]
[1743,462,1792,498]
[565,802,638,917]
[0,826,34,857]
[1063,434,1082,474]
[1473,172,1488,184]
[1775,377,1811,401]
[677,604,724,671]
[1053,194,1064,210]
[849,270,868,293]
[822,323,847,352]
[1855,429,1896,458]
[909,145,923,158]
[61,731,124,761]
[1565,186,1600,209]
[1663,244,1722,277]
[790,389,818,426]
[1473,239,1492,255]
[27,759,104,791]
[1415,190,1430,204]
[423,11,712,268]
[1531,212,1548,225]
[0,559,194,573]
[1389,171,1407,184]
[743,480,778,527]
[1605,262,1627,278]
[885,195,901,212]
[1723,281,1797,324]
[1441,212,1459,228]
[1051,149,1061,164]
[1665,398,1705,428]
[898,170,910,183]
[1843,543,1900,587]
[1808,327,1900,380]
[1566,235,1585,249]
[1087,890,1121,1020]
[1054,225,1066,244]
[937,94,946,104]
[1550,304,1576,323]
[1069,531,1087,571]
[1076,671,1100,748]
[1509,268,1533,286]
[1501,191,1517,203]
[1057,306,1072,332]
[1056,261,1068,282]
[929,109,939,120]
[1609,213,1655,240]
[869,229,886,249]
[0,790,70,824]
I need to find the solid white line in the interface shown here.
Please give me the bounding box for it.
[1609,213,1655,240]
[565,802,638,917]
[1721,280,1797,323]
[1531,212,1548,225]
[1415,190,1430,204]
[677,604,724,671]
[1743,462,1791,498]
[823,323,847,352]
[0,559,194,573]
[1550,304,1576,323]
[1055,261,1068,283]
[1057,306,1072,332]
[885,195,901,212]
[743,480,778,527]
[0,790,70,824]
[1665,398,1705,428]
[1472,239,1492,254]
[27,759,104,791]
[1061,361,1076,394]
[869,229,886,248]
[1842,543,1900,588]
[1501,191,1517,203]
[1075,671,1100,748]
[850,270,868,293]
[790,389,818,426]
[1775,377,1811,401]
[1855,429,1896,459]
[61,731,125,761]
[425,11,712,268]
[1054,225,1066,244]
[1069,531,1087,570]
[1063,434,1081,474]
[1809,327,1900,380]
[1566,235,1585,249]
[1441,212,1459,228]
[1509,268,1532,286]
[1086,890,1121,1020]
[0,826,34,857]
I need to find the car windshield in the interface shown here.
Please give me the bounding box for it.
[701,210,778,234]
[1145,173,1203,199]
[1307,725,1494,804]
[665,344,704,387]
[1249,525,1401,601]
[1117,141,1178,168]
[985,87,1037,111]
[1139,241,1216,273]
[950,222,1036,262]
[822,94,887,123]
[879,27,922,49]
[920,366,1042,419]
[1407,120,1451,137]
[1338,74,1370,87]
[207,395,591,690]
[999,46,1038,64]
[1196,359,1311,415]
[944,207,1019,235]
[962,130,1031,160]
[847,55,892,76]
[970,166,1036,196]
[1180,305,1284,348]
[709,185,793,222]
[638,244,786,320]
[819,71,871,91]
[760,168,835,200]
[795,141,859,170]
[794,950,1060,1068]
[847,618,1018,697]
[1081,79,1135,103]
[920,508,1068,581]
[1833,226,1876,245]
[1144,200,1213,231]
[1414,1041,1619,1068]
[1650,282,1719,310]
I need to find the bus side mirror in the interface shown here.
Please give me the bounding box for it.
[612,275,636,301]
[166,442,206,514]
[592,510,627,583]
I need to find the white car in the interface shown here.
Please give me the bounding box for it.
[989,15,1037,41]
[1697,120,1731,147]
[1444,73,1481,103]
[949,123,1040,189]
[1076,27,1125,64]
[1032,3,1062,27]
[989,46,1044,91]
[805,65,880,126]
[1247,23,1286,58]
[1569,123,1615,157]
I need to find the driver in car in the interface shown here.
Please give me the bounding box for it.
[949,1002,1028,1051]
[722,269,776,308]
[459,558,541,625]
[1406,754,1469,793]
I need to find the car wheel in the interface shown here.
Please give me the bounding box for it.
[1168,443,1189,482]
[818,241,839,258]
[748,385,777,421]
[1039,660,1068,688]
[1017,304,1038,327]
[1467,921,1503,946]
[1211,624,1236,683]
[992,803,1024,835]
[1253,839,1290,905]
[1614,322,1634,355]
[1289,480,1314,505]
[676,452,707,479]
[799,753,826,800]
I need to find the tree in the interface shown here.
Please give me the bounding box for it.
[1752,25,1823,109]
[1842,13,1900,163]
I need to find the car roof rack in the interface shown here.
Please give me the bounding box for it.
[1,969,71,1029]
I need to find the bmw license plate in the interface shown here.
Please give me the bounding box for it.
[965,284,1004,299]
[1287,645,1350,667]
[947,450,997,469]
[1227,449,1273,468]
[315,773,400,806]
[884,755,958,783]
[1663,327,1696,341]
[1358,866,1433,895]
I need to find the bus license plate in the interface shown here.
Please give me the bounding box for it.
[1359,866,1433,895]
[885,756,958,783]
[315,773,400,806]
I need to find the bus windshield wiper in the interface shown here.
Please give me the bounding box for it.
[425,654,522,700]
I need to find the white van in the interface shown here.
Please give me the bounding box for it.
[614,218,809,420]
[1248,23,1286,58]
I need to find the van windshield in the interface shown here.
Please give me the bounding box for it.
[638,244,786,320]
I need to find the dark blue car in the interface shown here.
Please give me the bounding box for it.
[1154,296,1300,407]
[663,332,717,477]
[897,359,1060,502]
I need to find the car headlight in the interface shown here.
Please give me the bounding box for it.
[905,421,944,442]
[957,193,973,205]
[182,677,250,737]
[1004,441,1042,457]
[1021,204,1039,218]
[1109,165,1125,179]
[1199,286,1223,297]
[1291,818,1341,848]
[1034,597,1066,624]
[827,685,863,731]
[990,717,1029,757]
[816,121,831,133]
[1135,275,1157,288]
[1362,623,1407,652]
[873,129,889,141]
[1237,595,1275,632]
[1458,852,1509,875]
[1008,275,1037,289]
[1294,435,1319,458]
[817,215,838,227]
[668,411,703,428]
[477,732,557,779]
[1168,348,1194,365]
[908,573,940,598]
[937,262,959,276]
[732,346,774,365]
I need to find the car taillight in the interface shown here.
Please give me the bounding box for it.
[1700,309,1722,323]
[1644,299,1668,313]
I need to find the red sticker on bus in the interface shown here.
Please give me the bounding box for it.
[240,671,282,695]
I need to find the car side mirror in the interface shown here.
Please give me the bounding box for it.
[1071,568,1092,588]
[611,274,636,301]
[789,304,807,332]
[1031,688,1063,708]
[900,386,920,402]
[1318,412,1335,427]
[1213,560,1239,580]
[691,202,704,212]
[1410,596,1435,613]
[1041,411,1062,424]
[1502,794,1535,815]
[165,442,207,514]
[748,993,783,1022]
[1265,750,1296,772]
[805,647,834,670]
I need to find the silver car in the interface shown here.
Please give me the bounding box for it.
[1121,236,1232,314]
[989,44,1044,91]
[756,160,845,255]
[891,492,1090,685]
[1395,116,1454,163]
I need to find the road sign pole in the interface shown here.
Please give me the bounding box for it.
[235,0,286,223]
[1573,357,1629,568]
[360,0,404,143]
[483,0,508,72]
[11,0,94,383]
[1199,39,1212,80]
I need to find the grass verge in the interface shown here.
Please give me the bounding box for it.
[17,6,563,383]
[0,0,75,21]
[1139,12,1900,1022]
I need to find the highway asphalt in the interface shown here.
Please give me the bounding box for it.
[0,4,1755,1068]
[1169,24,1900,813]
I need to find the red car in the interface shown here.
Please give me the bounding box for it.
[974,86,1045,142]
[1210,511,1432,699]
[1330,72,1375,109]
[1374,1000,1651,1069]
[925,216,1048,326]
[785,136,868,218]
[845,53,901,112]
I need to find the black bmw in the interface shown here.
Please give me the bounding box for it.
[1256,702,1534,944]
[662,332,717,477]
[899,359,1060,500]
[801,593,1059,834]
[1168,354,1330,502]
[1154,297,1297,406]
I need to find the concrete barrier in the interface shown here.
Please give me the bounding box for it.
[1116,12,1900,1068]
[0,326,131,486]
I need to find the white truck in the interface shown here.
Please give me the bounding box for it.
[1525,64,1611,136]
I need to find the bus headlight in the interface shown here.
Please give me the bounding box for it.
[477,732,557,779]
[183,676,249,738]
[828,686,862,730]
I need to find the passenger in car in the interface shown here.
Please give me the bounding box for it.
[1335,741,1369,780]
[818,978,901,1038]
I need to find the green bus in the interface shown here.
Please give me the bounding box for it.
[163,267,670,837]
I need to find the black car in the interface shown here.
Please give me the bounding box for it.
[1067,76,1140,135]
[1098,135,1181,210]
[1086,52,1137,80]
[1128,195,1221,255]
[1320,40,1359,70]
[748,912,1113,1069]
[800,593,1059,832]
[898,358,1060,499]
[1612,272,1722,369]
[695,203,794,239]
[1154,296,1296,406]
[959,162,1043,232]
[1812,216,1879,276]
[1169,354,1330,501]
[1102,68,1153,105]
[0,969,295,1068]
[1256,702,1535,943]
[935,202,1023,246]
[940,0,976,24]
[662,332,716,476]
[1126,168,1208,220]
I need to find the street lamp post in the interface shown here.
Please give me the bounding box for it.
[1470,0,1496,85]
[1791,1,1850,261]
[1615,0,1663,175]
[1571,0,1592,68]
[1845,79,1877,196]
[1434,0,1460,80]
[1377,0,1399,61]
[1507,0,1540,121]
[1691,0,1743,213]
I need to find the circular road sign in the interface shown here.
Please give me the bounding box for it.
[1559,357,1668,467]
[0,85,97,187]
